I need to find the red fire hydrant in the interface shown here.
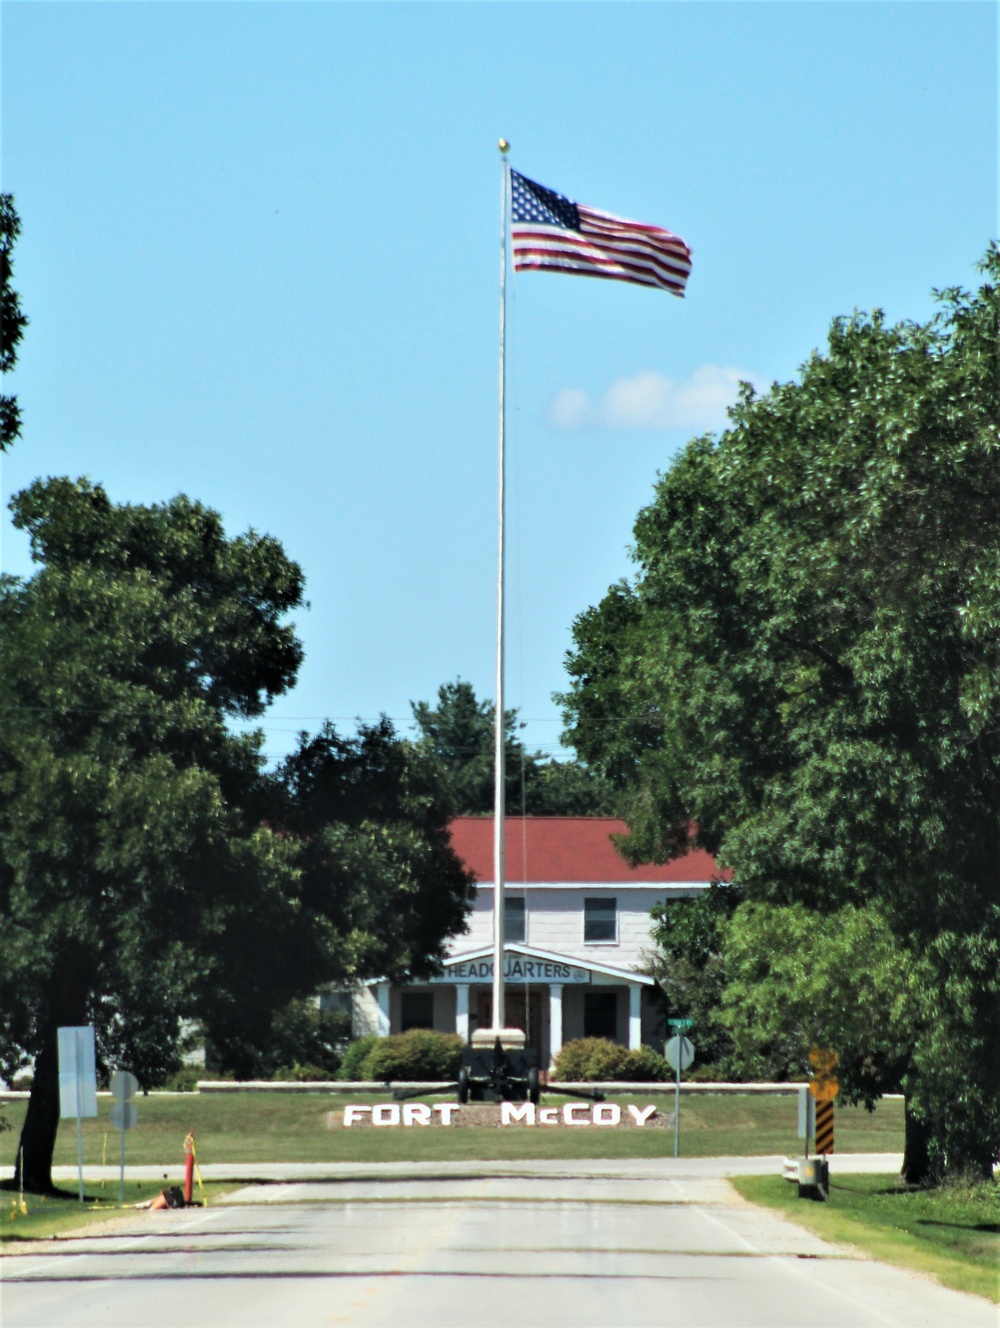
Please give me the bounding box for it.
[183,1130,195,1205]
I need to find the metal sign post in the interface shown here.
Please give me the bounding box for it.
[57,1026,98,1203]
[665,1026,695,1159]
[109,1071,139,1202]
[798,1086,816,1156]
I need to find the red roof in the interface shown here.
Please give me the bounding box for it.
[448,817,720,884]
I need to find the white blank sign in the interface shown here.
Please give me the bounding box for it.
[57,1026,98,1119]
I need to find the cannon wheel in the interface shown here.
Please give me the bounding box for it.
[528,1067,541,1106]
[458,1066,471,1104]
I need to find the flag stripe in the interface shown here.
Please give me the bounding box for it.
[514,259,677,292]
[515,233,685,285]
[513,229,689,290]
[517,223,692,276]
[514,250,687,294]
[580,215,691,265]
[580,206,691,250]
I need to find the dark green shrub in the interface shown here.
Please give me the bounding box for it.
[158,1066,203,1092]
[260,1000,347,1078]
[274,1062,332,1082]
[554,1038,626,1080]
[338,1035,380,1081]
[362,1030,464,1081]
[620,1046,670,1082]
[687,1062,733,1083]
[553,1038,670,1082]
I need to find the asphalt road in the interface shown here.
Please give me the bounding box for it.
[2,1158,993,1328]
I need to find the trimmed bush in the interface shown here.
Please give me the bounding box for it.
[553,1037,670,1082]
[553,1038,626,1081]
[620,1045,671,1082]
[158,1066,203,1092]
[273,1062,331,1082]
[363,1030,464,1082]
[338,1034,380,1081]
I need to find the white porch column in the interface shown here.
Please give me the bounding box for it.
[376,982,391,1038]
[549,984,564,1066]
[628,984,642,1050]
[455,985,470,1043]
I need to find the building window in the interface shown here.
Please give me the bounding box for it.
[504,896,526,944]
[400,991,434,1032]
[584,896,617,943]
[584,991,618,1040]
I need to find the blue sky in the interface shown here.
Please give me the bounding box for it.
[2,2,996,763]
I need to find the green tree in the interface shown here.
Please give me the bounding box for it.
[260,718,474,1044]
[645,885,741,1074]
[222,997,351,1082]
[720,902,922,1099]
[719,900,936,1179]
[0,477,304,1191]
[411,679,615,817]
[562,249,1000,1180]
[0,479,472,1191]
[0,194,28,452]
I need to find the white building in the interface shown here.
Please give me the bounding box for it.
[354,816,718,1068]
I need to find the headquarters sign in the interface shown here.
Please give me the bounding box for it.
[431,957,591,984]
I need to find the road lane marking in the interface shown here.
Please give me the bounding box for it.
[684,1194,905,1326]
[4,1204,228,1279]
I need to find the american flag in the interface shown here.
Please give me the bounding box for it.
[510,170,691,297]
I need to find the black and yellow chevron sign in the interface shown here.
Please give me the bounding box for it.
[815,1099,835,1154]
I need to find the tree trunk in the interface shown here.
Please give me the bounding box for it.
[14,963,90,1195]
[13,1027,62,1194]
[900,1097,933,1185]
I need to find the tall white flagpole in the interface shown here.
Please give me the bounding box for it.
[492,139,510,1033]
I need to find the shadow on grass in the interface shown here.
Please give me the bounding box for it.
[916,1219,1000,1234]
[1,1179,85,1201]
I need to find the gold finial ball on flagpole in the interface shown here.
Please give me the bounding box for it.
[498,138,510,154]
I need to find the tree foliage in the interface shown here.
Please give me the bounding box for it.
[562,249,1000,1178]
[241,997,352,1081]
[411,679,616,817]
[268,718,474,994]
[645,885,741,1074]
[0,193,27,452]
[719,901,922,1098]
[0,479,472,1190]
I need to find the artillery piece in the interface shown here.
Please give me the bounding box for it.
[391,1028,605,1106]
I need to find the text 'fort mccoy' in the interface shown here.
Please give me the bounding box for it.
[340,1103,659,1127]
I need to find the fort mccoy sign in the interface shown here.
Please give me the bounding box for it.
[339,1103,663,1128]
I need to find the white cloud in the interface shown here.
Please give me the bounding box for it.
[547,365,766,433]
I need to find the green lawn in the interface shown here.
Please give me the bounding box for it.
[1,1179,238,1244]
[732,1173,1000,1304]
[1,1091,902,1167]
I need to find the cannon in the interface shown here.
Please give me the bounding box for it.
[391,1029,605,1106]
